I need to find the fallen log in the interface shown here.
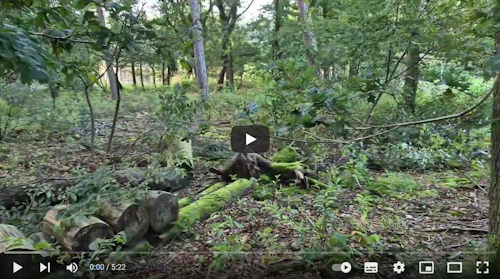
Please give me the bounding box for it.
[42,205,114,251]
[138,191,179,234]
[160,179,253,242]
[98,202,149,242]
[178,182,225,208]
[0,168,188,210]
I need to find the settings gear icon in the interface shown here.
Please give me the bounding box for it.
[393,261,405,274]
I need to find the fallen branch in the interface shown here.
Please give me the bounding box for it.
[421,227,489,234]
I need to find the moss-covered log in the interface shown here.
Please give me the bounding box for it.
[178,182,225,208]
[160,179,253,242]
[138,191,179,233]
[99,202,149,242]
[42,205,114,251]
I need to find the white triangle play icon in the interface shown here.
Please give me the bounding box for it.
[246,133,256,145]
[13,262,23,273]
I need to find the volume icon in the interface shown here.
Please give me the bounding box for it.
[66,262,78,273]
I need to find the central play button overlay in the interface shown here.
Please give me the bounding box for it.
[231,125,270,153]
[246,134,256,145]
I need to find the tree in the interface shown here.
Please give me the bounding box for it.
[216,0,239,87]
[490,0,500,265]
[296,0,321,79]
[96,6,119,100]
[188,0,209,98]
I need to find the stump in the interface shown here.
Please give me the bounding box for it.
[42,205,114,251]
[99,202,149,242]
[139,191,179,233]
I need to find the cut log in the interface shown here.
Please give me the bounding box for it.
[178,182,225,208]
[0,224,34,253]
[0,224,37,279]
[160,179,253,242]
[98,202,149,242]
[42,205,114,251]
[138,191,179,234]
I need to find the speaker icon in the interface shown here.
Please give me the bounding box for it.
[66,262,78,273]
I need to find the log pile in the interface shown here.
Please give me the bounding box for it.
[0,148,330,255]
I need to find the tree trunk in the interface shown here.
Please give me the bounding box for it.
[188,0,209,98]
[349,62,358,77]
[151,64,156,87]
[96,6,119,100]
[218,65,226,86]
[403,45,419,113]
[139,62,144,89]
[323,67,331,79]
[167,66,172,85]
[161,61,166,85]
[489,27,500,264]
[273,0,282,61]
[227,53,235,86]
[296,0,321,79]
[131,61,137,86]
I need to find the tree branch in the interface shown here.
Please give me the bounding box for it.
[236,0,255,19]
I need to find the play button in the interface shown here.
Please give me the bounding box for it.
[13,262,22,273]
[246,134,256,145]
[231,126,270,153]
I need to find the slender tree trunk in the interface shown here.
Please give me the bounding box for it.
[167,66,172,85]
[139,62,144,89]
[227,53,234,86]
[218,65,226,86]
[83,84,95,160]
[296,0,321,79]
[131,61,137,86]
[188,0,209,98]
[403,45,419,113]
[96,6,118,100]
[349,62,358,77]
[162,61,166,85]
[323,67,331,79]
[273,0,282,61]
[151,64,156,87]
[489,20,500,265]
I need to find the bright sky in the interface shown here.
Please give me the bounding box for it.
[139,0,271,22]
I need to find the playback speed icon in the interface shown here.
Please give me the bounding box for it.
[331,262,352,274]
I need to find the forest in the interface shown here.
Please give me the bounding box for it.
[1,0,500,278]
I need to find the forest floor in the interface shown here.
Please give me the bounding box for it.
[0,100,492,279]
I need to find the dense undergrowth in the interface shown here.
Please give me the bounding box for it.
[0,69,494,277]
